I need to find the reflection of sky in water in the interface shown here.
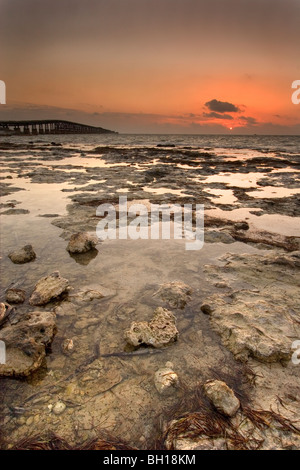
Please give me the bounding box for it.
[1,135,299,444]
[203,172,265,188]
[206,207,300,237]
[1,181,70,216]
[142,186,191,197]
[204,188,238,205]
[247,186,300,199]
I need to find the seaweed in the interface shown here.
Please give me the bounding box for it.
[8,432,136,451]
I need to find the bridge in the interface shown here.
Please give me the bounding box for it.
[0,119,117,135]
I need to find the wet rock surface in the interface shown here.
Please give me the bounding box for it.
[203,251,300,362]
[125,307,179,348]
[8,245,36,264]
[203,380,240,417]
[0,139,299,449]
[66,232,98,254]
[0,303,7,322]
[153,281,192,309]
[0,311,57,377]
[5,288,26,304]
[205,230,235,244]
[165,407,300,450]
[29,271,69,306]
[154,362,179,395]
[52,401,66,415]
[70,284,116,303]
[1,208,30,215]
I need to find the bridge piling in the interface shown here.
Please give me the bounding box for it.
[0,119,116,135]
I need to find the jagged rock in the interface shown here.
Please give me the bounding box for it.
[144,167,168,182]
[66,232,98,254]
[125,307,179,348]
[203,380,240,417]
[5,288,26,304]
[154,281,192,309]
[234,221,249,231]
[231,228,299,251]
[29,271,69,306]
[0,303,6,322]
[204,252,300,363]
[8,245,36,264]
[205,230,235,244]
[208,294,295,362]
[0,311,57,377]
[61,338,74,355]
[200,304,213,315]
[1,208,30,215]
[154,362,179,395]
[52,401,66,415]
[0,303,13,327]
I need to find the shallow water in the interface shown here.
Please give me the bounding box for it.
[0,134,299,447]
[1,196,262,446]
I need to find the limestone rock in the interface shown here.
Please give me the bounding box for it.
[52,401,66,415]
[66,232,98,254]
[29,271,69,306]
[208,296,294,362]
[166,433,227,451]
[203,252,300,363]
[5,288,26,304]
[200,304,213,315]
[0,311,57,377]
[205,230,235,244]
[164,408,300,450]
[154,362,179,395]
[61,338,74,355]
[203,380,240,417]
[234,221,249,231]
[154,281,192,309]
[71,284,116,302]
[164,415,227,450]
[0,303,6,322]
[54,301,77,317]
[125,307,179,348]
[0,303,12,326]
[8,245,36,264]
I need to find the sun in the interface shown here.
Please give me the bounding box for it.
[229,127,233,130]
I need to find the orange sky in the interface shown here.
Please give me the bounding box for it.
[0,0,299,133]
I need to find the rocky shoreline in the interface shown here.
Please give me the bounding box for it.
[0,139,299,450]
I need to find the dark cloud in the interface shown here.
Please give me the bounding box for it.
[1,102,299,134]
[205,99,240,113]
[240,116,258,125]
[203,112,234,120]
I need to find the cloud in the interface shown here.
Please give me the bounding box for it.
[205,99,240,113]
[203,112,234,120]
[1,101,299,135]
[239,116,258,125]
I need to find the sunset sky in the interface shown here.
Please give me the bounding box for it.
[0,0,299,134]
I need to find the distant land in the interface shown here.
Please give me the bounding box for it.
[0,119,117,135]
